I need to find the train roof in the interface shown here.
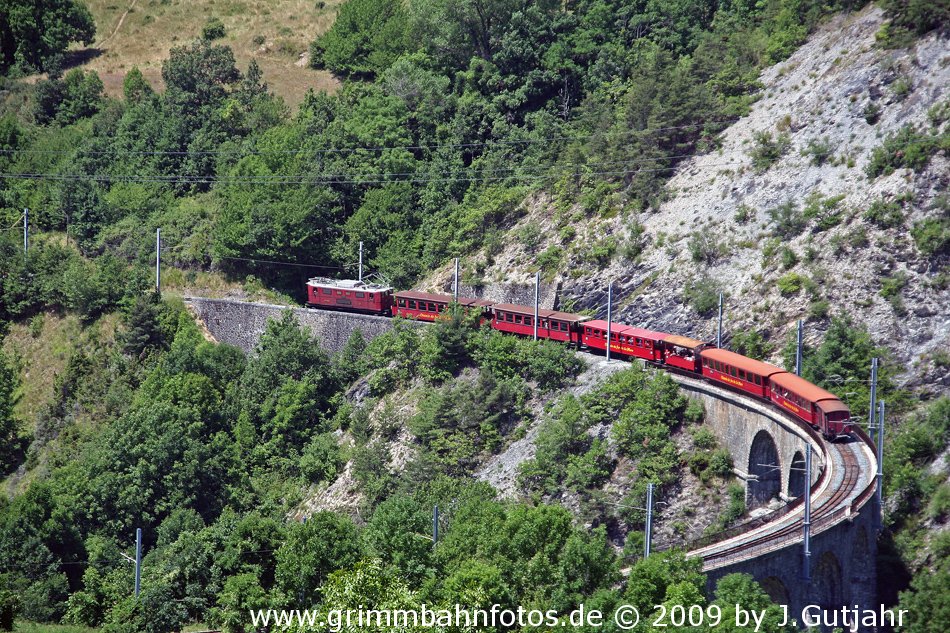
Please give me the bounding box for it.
[701,348,787,378]
[492,303,590,323]
[662,334,707,349]
[770,371,843,405]
[394,290,494,307]
[307,277,392,292]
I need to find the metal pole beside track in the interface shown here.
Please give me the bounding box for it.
[868,357,879,443]
[453,258,459,302]
[155,228,161,294]
[717,292,723,348]
[876,400,885,523]
[134,527,142,598]
[358,241,363,281]
[795,319,803,376]
[23,208,28,255]
[606,281,612,362]
[533,271,539,341]
[803,444,812,582]
[644,483,654,558]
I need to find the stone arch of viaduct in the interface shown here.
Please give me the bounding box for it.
[186,297,879,629]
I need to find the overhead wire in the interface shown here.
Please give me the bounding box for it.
[0,118,740,158]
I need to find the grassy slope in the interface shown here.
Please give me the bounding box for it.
[72,0,342,106]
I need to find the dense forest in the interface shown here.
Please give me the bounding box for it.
[1,0,949,631]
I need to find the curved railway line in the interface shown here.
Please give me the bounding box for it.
[185,295,880,573]
[687,392,877,571]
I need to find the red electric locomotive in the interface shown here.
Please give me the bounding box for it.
[307,278,393,314]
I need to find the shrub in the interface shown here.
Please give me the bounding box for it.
[780,246,798,269]
[911,217,950,256]
[802,137,834,166]
[733,204,753,224]
[802,193,845,231]
[730,330,774,361]
[808,299,830,320]
[202,17,226,41]
[866,125,946,178]
[682,278,721,316]
[777,272,805,295]
[768,200,805,238]
[749,131,791,172]
[537,245,563,275]
[864,198,905,228]
[862,101,881,124]
[684,400,705,425]
[690,427,716,449]
[689,231,724,265]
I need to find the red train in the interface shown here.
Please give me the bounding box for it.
[306,277,853,440]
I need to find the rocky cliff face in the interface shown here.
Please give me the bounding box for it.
[465,5,948,392]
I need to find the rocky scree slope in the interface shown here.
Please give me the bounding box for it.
[466,5,948,393]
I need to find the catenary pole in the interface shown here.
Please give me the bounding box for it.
[533,271,540,341]
[358,241,363,281]
[644,483,654,558]
[803,444,812,582]
[795,319,803,376]
[716,292,723,348]
[868,357,879,442]
[134,527,142,598]
[606,281,613,362]
[453,258,459,302]
[155,228,161,294]
[23,208,29,254]
[876,400,885,518]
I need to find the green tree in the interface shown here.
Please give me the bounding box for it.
[0,350,24,477]
[274,513,361,606]
[311,0,412,77]
[0,0,96,73]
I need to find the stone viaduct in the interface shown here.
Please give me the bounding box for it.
[186,296,881,631]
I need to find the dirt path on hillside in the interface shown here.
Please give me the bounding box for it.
[97,0,139,48]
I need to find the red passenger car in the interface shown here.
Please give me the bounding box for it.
[306,278,393,314]
[699,348,787,399]
[491,304,589,344]
[581,321,666,361]
[393,291,494,321]
[662,335,708,372]
[769,372,853,439]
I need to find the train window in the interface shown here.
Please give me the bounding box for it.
[635,337,642,346]
[369,293,374,298]
[754,375,761,386]
[729,366,737,377]
[322,288,332,295]
[409,300,417,309]
[738,369,747,381]
[525,317,532,326]
[355,292,365,298]
[514,315,522,324]
[506,313,513,322]
[336,290,343,296]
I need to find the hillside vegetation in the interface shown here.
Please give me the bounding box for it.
[1,0,949,631]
